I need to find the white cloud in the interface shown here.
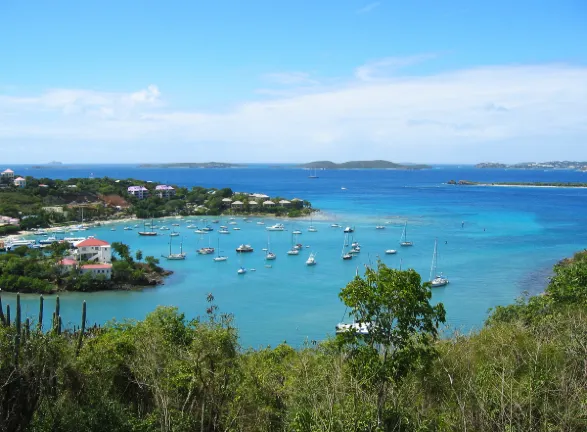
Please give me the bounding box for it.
[1,64,586,163]
[355,53,438,81]
[262,72,319,86]
[357,2,381,14]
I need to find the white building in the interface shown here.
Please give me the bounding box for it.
[74,238,112,263]
[155,185,175,199]
[14,177,26,188]
[1,169,14,181]
[127,186,149,199]
[80,263,112,279]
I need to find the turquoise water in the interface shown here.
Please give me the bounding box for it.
[3,165,587,347]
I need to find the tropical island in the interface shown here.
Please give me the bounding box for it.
[476,161,587,170]
[0,250,585,430]
[300,160,432,169]
[447,179,587,187]
[0,167,314,233]
[138,162,241,168]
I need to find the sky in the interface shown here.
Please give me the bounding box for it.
[1,0,586,164]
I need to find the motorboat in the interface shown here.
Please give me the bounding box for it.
[160,226,170,230]
[257,221,265,225]
[292,230,302,235]
[197,247,215,255]
[213,256,228,262]
[342,253,353,260]
[5,239,37,250]
[376,226,385,230]
[233,227,241,231]
[237,267,246,275]
[123,226,133,231]
[266,252,276,260]
[385,249,397,255]
[306,252,317,266]
[202,226,214,232]
[212,220,220,224]
[266,223,285,231]
[229,221,238,225]
[172,223,180,227]
[307,226,317,232]
[39,236,58,245]
[218,228,230,234]
[335,322,371,335]
[170,232,180,237]
[187,224,196,229]
[343,226,354,233]
[236,244,254,253]
[194,229,207,234]
[287,249,299,255]
[331,223,340,228]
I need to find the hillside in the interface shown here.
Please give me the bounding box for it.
[300,160,431,169]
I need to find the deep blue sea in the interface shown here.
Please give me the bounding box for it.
[3,164,587,347]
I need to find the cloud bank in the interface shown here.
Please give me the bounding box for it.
[1,60,586,163]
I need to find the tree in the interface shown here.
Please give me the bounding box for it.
[144,256,160,272]
[135,250,143,263]
[338,261,446,428]
[111,242,132,263]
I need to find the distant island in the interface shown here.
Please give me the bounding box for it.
[138,162,241,169]
[448,180,587,188]
[300,160,431,170]
[476,161,587,171]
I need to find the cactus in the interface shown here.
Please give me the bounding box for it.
[6,304,10,327]
[55,296,60,317]
[52,311,57,333]
[0,295,5,326]
[14,294,21,366]
[24,318,30,342]
[76,301,87,356]
[38,295,44,330]
[57,316,62,336]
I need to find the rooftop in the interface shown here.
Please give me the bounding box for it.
[76,238,110,248]
[155,185,174,190]
[2,169,14,173]
[59,258,77,266]
[81,264,113,270]
[14,177,25,181]
[128,186,148,192]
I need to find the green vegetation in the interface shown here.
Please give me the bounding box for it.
[0,255,585,431]
[476,161,587,170]
[301,160,432,169]
[0,174,314,232]
[0,242,168,293]
[448,179,587,187]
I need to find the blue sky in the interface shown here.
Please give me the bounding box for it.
[1,0,586,163]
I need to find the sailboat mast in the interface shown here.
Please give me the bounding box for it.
[430,239,437,281]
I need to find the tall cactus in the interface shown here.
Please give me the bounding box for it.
[24,318,30,342]
[14,293,21,366]
[0,295,5,326]
[76,301,87,356]
[55,296,60,317]
[38,294,44,331]
[6,304,10,327]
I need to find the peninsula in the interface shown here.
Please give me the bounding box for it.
[476,161,587,171]
[300,160,431,170]
[0,168,314,233]
[138,162,241,168]
[447,180,587,188]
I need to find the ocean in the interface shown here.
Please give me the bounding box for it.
[3,164,587,348]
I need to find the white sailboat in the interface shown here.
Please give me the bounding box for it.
[341,235,352,260]
[399,221,413,247]
[237,252,246,274]
[265,233,276,260]
[306,252,317,266]
[308,166,319,179]
[287,232,300,255]
[162,236,186,260]
[430,239,449,287]
[308,214,317,232]
[213,237,227,262]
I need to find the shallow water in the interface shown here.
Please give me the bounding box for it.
[3,164,587,347]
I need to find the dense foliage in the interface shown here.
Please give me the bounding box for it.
[0,258,585,431]
[0,242,164,293]
[0,174,313,231]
